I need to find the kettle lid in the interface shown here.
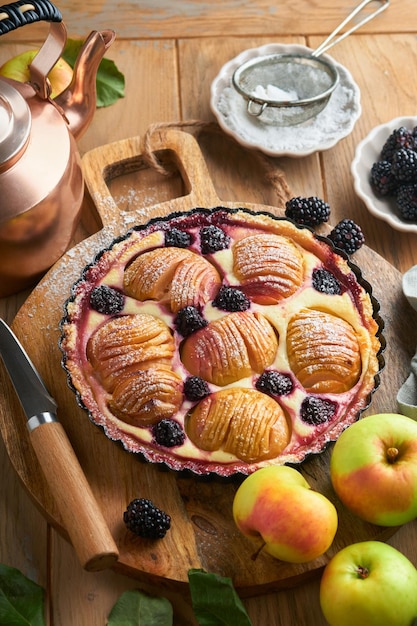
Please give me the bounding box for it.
[0,79,31,167]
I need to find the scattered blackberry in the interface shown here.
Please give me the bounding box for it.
[212,286,250,312]
[200,225,231,254]
[328,219,365,255]
[396,184,417,221]
[312,268,342,295]
[285,196,331,226]
[152,419,185,447]
[90,285,125,314]
[174,306,208,337]
[164,227,192,248]
[370,160,398,196]
[380,126,417,162]
[183,376,210,401]
[255,370,293,396]
[391,148,417,182]
[123,498,171,539]
[300,396,336,425]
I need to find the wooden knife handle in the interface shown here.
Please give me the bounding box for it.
[29,419,119,571]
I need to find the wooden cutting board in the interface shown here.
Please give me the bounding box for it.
[0,128,415,596]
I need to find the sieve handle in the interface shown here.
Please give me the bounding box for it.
[312,0,390,58]
[247,100,268,117]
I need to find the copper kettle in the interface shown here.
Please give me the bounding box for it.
[0,0,115,297]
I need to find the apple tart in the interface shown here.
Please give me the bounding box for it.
[60,207,384,476]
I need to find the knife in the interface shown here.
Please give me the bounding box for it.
[0,318,119,571]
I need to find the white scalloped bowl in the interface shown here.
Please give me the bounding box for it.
[351,116,417,234]
[210,43,362,158]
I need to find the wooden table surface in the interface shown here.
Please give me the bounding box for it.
[1,1,417,624]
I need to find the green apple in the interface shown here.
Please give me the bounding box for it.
[232,465,338,563]
[0,49,72,98]
[330,413,417,526]
[320,541,417,626]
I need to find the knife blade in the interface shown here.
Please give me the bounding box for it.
[0,318,119,571]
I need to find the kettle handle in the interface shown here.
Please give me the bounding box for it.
[0,0,62,34]
[0,0,66,99]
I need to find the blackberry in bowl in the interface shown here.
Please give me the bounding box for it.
[352,115,417,233]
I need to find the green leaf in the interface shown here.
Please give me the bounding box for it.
[62,38,125,108]
[0,563,46,626]
[188,569,253,626]
[95,57,125,107]
[107,589,173,626]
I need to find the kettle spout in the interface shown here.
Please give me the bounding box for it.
[55,29,116,140]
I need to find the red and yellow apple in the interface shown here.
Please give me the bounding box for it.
[232,465,338,563]
[330,413,417,526]
[0,49,72,98]
[320,541,417,626]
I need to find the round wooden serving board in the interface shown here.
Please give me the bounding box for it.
[1,129,415,596]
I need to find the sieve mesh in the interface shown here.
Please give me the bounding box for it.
[232,54,339,126]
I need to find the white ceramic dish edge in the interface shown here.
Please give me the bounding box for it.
[351,115,417,234]
[210,43,362,158]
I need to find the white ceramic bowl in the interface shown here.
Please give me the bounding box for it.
[351,116,417,234]
[210,43,362,158]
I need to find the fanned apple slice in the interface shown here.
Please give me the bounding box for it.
[124,247,187,302]
[237,312,279,372]
[87,313,175,392]
[110,366,183,425]
[233,233,304,304]
[287,308,361,393]
[181,311,278,386]
[169,255,221,312]
[123,247,221,311]
[187,388,290,462]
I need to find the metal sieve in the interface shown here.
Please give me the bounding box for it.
[232,0,389,126]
